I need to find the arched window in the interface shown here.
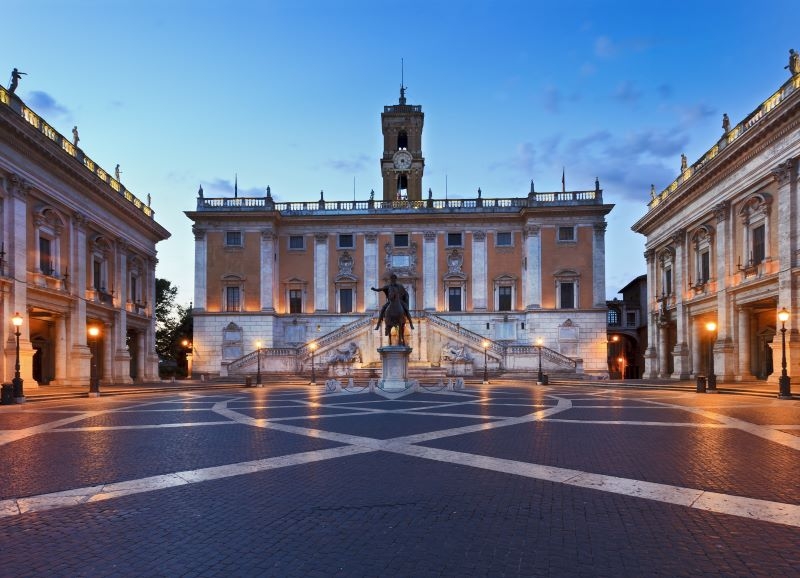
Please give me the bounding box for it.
[397,131,408,150]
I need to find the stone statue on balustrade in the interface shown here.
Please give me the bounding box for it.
[786,49,800,76]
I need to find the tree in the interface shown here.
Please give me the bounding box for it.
[155,278,180,359]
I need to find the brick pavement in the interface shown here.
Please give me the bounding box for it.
[0,382,797,576]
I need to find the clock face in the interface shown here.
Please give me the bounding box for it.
[393,150,413,170]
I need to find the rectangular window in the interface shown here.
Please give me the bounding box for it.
[558,227,575,241]
[665,268,673,296]
[626,311,637,327]
[338,234,354,249]
[289,289,302,314]
[225,286,241,312]
[288,235,305,250]
[559,282,575,309]
[40,237,52,274]
[225,231,242,247]
[498,286,512,311]
[496,232,512,246]
[752,224,765,264]
[130,276,137,302]
[93,260,102,290]
[394,233,409,247]
[447,232,463,247]
[448,287,462,312]
[339,288,353,313]
[700,250,710,282]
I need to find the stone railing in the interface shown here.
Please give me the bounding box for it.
[196,189,603,213]
[421,312,505,356]
[505,344,577,370]
[0,86,153,219]
[649,73,800,211]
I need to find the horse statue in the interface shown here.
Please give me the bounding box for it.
[371,273,414,346]
[383,283,407,346]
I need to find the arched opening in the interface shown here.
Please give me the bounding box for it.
[396,174,408,200]
[397,131,408,150]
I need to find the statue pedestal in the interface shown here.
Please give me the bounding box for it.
[377,346,413,391]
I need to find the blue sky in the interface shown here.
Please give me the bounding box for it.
[5,1,798,305]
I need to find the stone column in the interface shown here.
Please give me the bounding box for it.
[137,331,146,383]
[670,229,690,379]
[592,222,607,307]
[691,317,702,377]
[53,314,67,384]
[713,201,735,380]
[69,212,90,385]
[193,225,207,311]
[471,231,487,310]
[364,233,379,310]
[773,159,797,378]
[524,225,541,309]
[423,231,437,311]
[314,233,329,312]
[102,322,113,383]
[642,249,659,378]
[114,240,131,384]
[736,306,752,381]
[260,230,275,311]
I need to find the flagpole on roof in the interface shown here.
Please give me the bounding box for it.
[561,167,565,193]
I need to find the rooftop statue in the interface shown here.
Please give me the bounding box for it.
[8,68,26,93]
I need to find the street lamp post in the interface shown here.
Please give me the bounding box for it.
[309,342,317,385]
[88,325,101,397]
[482,340,489,384]
[536,337,544,385]
[181,339,193,379]
[255,340,262,388]
[778,308,792,399]
[12,312,24,403]
[706,321,717,393]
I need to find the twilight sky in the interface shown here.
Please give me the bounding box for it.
[4,0,798,305]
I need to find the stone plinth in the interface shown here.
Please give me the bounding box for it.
[377,345,413,391]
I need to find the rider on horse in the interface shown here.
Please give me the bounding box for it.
[371,274,414,330]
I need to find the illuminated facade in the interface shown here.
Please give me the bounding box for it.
[187,89,614,379]
[633,69,800,384]
[0,86,170,390]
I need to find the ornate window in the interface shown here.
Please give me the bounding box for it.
[443,249,467,312]
[284,277,307,314]
[334,251,357,314]
[89,235,113,303]
[34,206,65,278]
[221,275,244,312]
[690,225,713,289]
[493,274,517,311]
[657,248,675,297]
[554,269,579,309]
[738,193,772,274]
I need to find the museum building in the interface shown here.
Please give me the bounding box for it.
[186,87,614,381]
[1,85,170,394]
[632,63,800,391]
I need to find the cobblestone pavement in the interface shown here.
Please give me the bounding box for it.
[0,383,798,576]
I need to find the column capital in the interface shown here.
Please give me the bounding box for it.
[771,158,795,186]
[314,233,328,244]
[473,231,486,242]
[423,230,437,242]
[524,225,540,238]
[192,225,206,240]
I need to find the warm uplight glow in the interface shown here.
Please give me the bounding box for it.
[482,340,489,349]
[611,335,619,342]
[705,321,717,332]
[778,308,790,323]
[88,326,100,337]
[255,340,262,349]
[182,339,190,347]
[309,342,317,351]
[536,337,543,346]
[11,312,23,327]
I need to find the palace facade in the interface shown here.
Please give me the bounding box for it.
[0,86,170,393]
[632,67,800,390]
[187,88,614,380]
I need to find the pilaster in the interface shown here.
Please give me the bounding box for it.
[423,231,437,310]
[471,231,487,310]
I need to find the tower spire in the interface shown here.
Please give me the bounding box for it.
[399,58,406,105]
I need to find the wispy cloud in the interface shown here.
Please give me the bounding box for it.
[613,80,642,103]
[26,91,69,117]
[328,154,370,172]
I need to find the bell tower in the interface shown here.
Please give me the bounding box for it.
[380,84,425,201]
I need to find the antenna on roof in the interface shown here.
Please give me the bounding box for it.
[235,173,238,198]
